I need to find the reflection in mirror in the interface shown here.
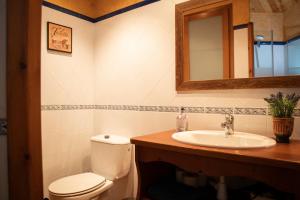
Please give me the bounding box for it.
[189,16,223,81]
[182,5,232,82]
[176,0,300,90]
[250,0,300,77]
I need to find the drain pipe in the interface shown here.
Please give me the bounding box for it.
[217,176,227,200]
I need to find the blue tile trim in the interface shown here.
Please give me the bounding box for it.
[254,35,300,46]
[254,41,286,45]
[287,35,300,44]
[42,1,95,23]
[94,0,160,22]
[42,0,159,23]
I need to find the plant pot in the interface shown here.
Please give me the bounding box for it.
[273,117,294,143]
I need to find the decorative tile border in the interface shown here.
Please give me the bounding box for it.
[41,105,300,116]
[234,108,266,115]
[205,107,233,114]
[41,105,95,110]
[41,105,290,116]
[294,109,300,117]
[184,107,205,113]
[0,119,7,136]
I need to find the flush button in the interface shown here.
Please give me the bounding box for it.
[104,135,110,139]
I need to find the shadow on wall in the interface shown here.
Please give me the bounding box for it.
[47,50,73,57]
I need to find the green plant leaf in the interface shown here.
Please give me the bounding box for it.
[264,92,300,118]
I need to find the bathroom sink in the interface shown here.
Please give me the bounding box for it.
[172,130,276,149]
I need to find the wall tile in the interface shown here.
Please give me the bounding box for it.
[42,110,94,196]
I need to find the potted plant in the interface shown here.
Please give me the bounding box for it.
[264,92,300,143]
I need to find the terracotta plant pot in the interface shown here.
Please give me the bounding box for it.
[273,117,294,143]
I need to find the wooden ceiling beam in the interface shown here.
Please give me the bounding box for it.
[277,0,285,11]
[251,0,265,12]
[267,0,280,12]
[45,0,96,18]
[94,0,143,17]
[45,0,144,19]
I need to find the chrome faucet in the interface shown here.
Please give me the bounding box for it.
[221,113,234,136]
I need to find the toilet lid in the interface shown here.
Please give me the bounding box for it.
[49,173,106,196]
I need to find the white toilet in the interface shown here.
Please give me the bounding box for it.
[48,134,132,200]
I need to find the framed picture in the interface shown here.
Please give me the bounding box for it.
[47,22,72,53]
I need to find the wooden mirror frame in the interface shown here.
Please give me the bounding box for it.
[175,0,300,91]
[182,5,233,81]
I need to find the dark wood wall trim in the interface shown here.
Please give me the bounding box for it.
[7,0,43,199]
[177,75,300,91]
[233,23,248,30]
[248,22,254,78]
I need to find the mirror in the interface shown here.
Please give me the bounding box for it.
[187,6,232,81]
[251,0,300,77]
[176,0,300,91]
[177,2,233,83]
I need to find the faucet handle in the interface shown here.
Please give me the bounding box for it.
[221,122,227,128]
[225,113,234,122]
[222,113,234,136]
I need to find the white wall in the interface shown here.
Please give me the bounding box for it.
[41,7,95,197]
[234,28,249,78]
[93,0,300,197]
[0,0,8,199]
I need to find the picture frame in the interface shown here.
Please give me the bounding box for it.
[47,22,72,53]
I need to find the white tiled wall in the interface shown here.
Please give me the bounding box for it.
[41,7,95,197]
[93,0,300,123]
[93,1,300,197]
[42,0,300,199]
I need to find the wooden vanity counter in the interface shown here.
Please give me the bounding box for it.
[131,130,300,199]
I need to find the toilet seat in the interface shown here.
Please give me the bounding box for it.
[49,173,106,197]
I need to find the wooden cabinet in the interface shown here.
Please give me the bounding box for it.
[131,130,300,199]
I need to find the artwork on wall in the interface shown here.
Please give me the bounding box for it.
[47,22,72,53]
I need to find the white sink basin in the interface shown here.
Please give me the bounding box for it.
[172,130,276,149]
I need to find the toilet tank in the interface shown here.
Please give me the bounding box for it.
[90,134,132,181]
